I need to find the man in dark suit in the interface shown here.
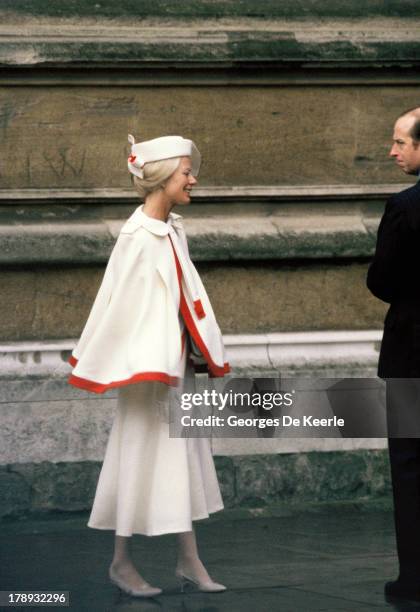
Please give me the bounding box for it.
[367,107,420,603]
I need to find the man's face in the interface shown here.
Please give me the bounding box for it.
[390,115,420,175]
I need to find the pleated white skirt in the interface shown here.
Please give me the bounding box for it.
[87,367,224,536]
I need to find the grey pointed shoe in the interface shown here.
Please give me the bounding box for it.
[109,568,162,598]
[175,567,226,593]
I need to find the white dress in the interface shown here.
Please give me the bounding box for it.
[87,345,224,537]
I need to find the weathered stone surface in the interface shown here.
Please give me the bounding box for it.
[0,212,382,264]
[0,466,31,518]
[199,262,387,335]
[0,268,104,341]
[187,212,377,260]
[232,450,390,508]
[214,456,236,508]
[0,263,386,341]
[0,189,411,264]
[0,223,115,265]
[0,397,115,464]
[0,450,390,518]
[2,1,419,19]
[6,462,101,516]
[2,26,420,69]
[0,86,417,189]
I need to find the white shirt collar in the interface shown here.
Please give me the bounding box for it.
[136,205,182,236]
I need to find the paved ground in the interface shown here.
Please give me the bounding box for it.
[1,504,419,612]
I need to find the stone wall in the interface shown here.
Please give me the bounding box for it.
[1,4,419,339]
[1,450,390,519]
[0,86,418,190]
[0,262,386,341]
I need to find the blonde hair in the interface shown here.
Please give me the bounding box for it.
[131,157,181,200]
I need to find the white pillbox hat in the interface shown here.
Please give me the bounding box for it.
[127,134,201,179]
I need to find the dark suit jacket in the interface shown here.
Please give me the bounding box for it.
[367,181,420,377]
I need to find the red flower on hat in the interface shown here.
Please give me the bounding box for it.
[128,154,137,163]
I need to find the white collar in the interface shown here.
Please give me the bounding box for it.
[135,205,182,236]
[129,205,202,310]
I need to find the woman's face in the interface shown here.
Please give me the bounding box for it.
[163,156,198,206]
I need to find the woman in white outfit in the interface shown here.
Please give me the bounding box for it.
[68,134,230,598]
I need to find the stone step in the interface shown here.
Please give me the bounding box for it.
[1,20,420,69]
[1,0,419,20]
[0,184,405,264]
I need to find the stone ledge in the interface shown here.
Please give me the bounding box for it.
[0,213,381,263]
[1,1,419,20]
[0,331,382,382]
[0,184,408,202]
[0,185,404,263]
[0,222,115,265]
[0,449,391,519]
[1,20,420,70]
[225,330,382,374]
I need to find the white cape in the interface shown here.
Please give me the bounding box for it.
[68,206,229,393]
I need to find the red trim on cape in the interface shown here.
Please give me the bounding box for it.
[67,363,179,394]
[169,236,230,377]
[193,299,206,319]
